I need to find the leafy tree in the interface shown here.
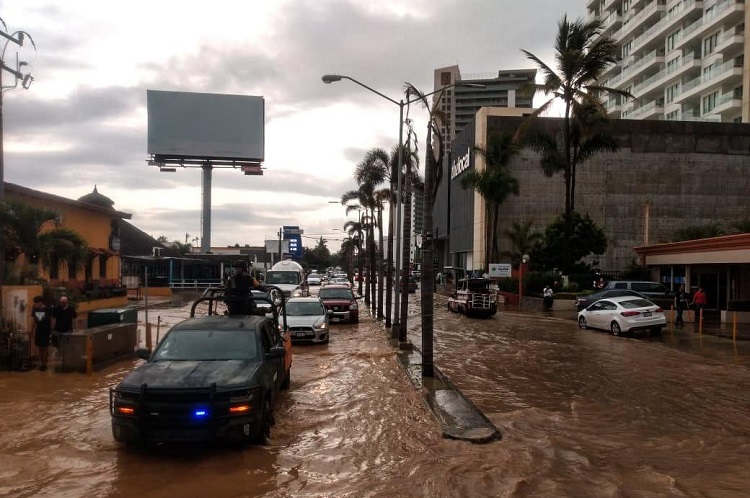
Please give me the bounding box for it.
[502,219,543,266]
[522,15,633,216]
[531,211,607,273]
[460,132,521,270]
[0,200,87,283]
[302,237,333,271]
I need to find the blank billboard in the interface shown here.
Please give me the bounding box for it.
[147,90,265,161]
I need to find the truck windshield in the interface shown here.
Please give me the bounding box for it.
[266,271,299,285]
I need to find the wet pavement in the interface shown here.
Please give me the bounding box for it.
[2,290,750,497]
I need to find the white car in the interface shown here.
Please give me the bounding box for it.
[329,277,351,288]
[577,296,666,336]
[307,273,322,286]
[282,297,331,344]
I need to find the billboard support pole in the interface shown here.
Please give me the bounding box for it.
[201,163,212,254]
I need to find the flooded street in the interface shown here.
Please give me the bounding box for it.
[2,291,750,497]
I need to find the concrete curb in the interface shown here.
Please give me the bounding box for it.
[395,347,501,444]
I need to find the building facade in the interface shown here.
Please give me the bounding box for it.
[433,113,750,276]
[433,65,536,153]
[587,0,748,123]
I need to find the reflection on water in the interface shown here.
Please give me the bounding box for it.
[0,293,749,497]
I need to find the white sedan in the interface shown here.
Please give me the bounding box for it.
[577,296,666,336]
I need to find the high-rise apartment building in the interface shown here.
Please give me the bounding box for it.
[587,0,748,123]
[432,65,536,153]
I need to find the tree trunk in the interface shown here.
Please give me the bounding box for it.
[399,165,412,343]
[377,207,385,320]
[421,144,437,377]
[369,222,376,317]
[385,193,394,328]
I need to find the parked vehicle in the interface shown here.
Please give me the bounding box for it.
[266,260,308,298]
[283,297,331,344]
[575,289,647,312]
[447,277,497,318]
[602,280,673,307]
[577,296,666,336]
[319,284,359,324]
[110,287,292,446]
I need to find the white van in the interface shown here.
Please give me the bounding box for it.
[266,260,308,298]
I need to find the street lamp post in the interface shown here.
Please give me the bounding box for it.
[322,74,483,351]
[322,74,406,343]
[519,254,529,311]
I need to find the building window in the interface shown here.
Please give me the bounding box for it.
[440,72,452,86]
[622,40,633,58]
[667,30,680,52]
[703,63,715,80]
[667,56,681,73]
[666,110,680,120]
[702,91,718,113]
[666,83,680,103]
[703,32,719,56]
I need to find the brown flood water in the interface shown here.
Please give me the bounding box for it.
[1,293,750,497]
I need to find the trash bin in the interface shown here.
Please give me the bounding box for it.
[87,307,138,328]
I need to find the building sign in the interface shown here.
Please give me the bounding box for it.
[451,149,470,179]
[283,225,304,260]
[488,263,512,278]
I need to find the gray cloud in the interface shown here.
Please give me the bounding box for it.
[2,0,584,247]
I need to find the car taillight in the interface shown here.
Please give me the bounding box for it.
[655,307,663,313]
[620,311,640,317]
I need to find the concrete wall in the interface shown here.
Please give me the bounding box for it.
[485,117,750,272]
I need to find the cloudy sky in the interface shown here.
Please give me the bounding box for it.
[1,0,583,252]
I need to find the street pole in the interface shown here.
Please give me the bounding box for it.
[391,102,404,340]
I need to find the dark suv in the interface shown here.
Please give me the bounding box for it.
[110,290,292,446]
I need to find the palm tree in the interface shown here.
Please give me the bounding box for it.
[0,200,87,283]
[404,82,447,375]
[339,237,357,277]
[460,132,521,271]
[343,218,364,296]
[502,219,543,265]
[521,15,633,216]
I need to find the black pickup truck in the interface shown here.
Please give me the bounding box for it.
[110,288,292,446]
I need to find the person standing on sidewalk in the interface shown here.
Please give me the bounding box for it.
[543,284,554,311]
[51,296,78,346]
[30,296,53,371]
[674,284,689,327]
[691,287,707,321]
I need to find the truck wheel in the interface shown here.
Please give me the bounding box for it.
[281,368,291,390]
[252,398,272,445]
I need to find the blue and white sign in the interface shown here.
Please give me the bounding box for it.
[488,263,512,278]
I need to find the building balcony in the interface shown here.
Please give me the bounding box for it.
[673,59,744,105]
[660,0,703,39]
[715,30,745,56]
[600,11,623,37]
[626,99,665,119]
[610,48,666,89]
[616,0,666,41]
[709,92,743,118]
[631,51,700,100]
